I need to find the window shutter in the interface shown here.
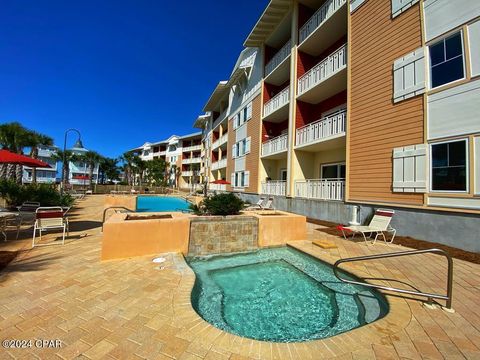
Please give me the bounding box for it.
[393,47,425,103]
[350,0,367,13]
[392,144,427,193]
[245,137,251,154]
[231,172,235,187]
[392,0,419,18]
[246,103,252,120]
[244,171,250,187]
[232,144,236,159]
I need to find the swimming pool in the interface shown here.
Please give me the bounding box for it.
[188,247,388,342]
[136,196,191,212]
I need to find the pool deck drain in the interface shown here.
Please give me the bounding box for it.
[0,195,479,359]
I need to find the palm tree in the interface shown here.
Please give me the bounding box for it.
[0,122,33,183]
[25,131,54,183]
[132,155,147,187]
[51,150,80,186]
[120,152,135,186]
[80,151,101,190]
[99,157,119,184]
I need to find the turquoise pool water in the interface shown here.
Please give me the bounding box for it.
[136,196,191,212]
[188,247,388,342]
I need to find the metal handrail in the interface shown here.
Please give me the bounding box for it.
[102,206,133,231]
[333,248,453,310]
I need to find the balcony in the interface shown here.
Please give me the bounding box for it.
[263,86,290,121]
[211,158,227,171]
[182,171,193,177]
[294,179,345,201]
[265,40,291,85]
[183,144,201,152]
[159,150,167,156]
[296,109,346,150]
[298,0,347,56]
[297,44,347,103]
[182,157,201,164]
[212,133,228,149]
[261,180,287,196]
[261,133,288,158]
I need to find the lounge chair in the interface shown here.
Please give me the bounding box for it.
[338,208,396,245]
[263,197,275,210]
[17,201,40,212]
[0,212,21,241]
[245,197,266,210]
[32,207,69,247]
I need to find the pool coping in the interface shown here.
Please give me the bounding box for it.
[172,242,412,359]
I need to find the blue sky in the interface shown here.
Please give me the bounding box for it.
[0,0,267,158]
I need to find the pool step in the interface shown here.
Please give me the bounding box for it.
[356,291,382,323]
[312,240,338,249]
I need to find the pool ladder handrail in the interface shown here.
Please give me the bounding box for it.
[333,248,454,311]
[102,206,134,232]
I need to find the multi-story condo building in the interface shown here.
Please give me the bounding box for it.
[22,145,58,184]
[132,132,202,189]
[194,0,480,252]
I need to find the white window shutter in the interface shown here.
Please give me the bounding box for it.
[350,0,367,13]
[231,172,235,187]
[392,0,419,18]
[246,102,252,120]
[393,47,425,103]
[245,137,251,154]
[232,144,237,159]
[244,171,250,187]
[392,144,427,193]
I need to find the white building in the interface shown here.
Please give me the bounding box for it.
[68,140,100,186]
[22,145,58,184]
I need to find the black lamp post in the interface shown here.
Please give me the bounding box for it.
[61,128,82,194]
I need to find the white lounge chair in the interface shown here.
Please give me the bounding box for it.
[32,207,69,247]
[339,208,396,245]
[245,197,266,210]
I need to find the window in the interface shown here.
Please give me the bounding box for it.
[431,139,467,192]
[321,163,345,179]
[232,171,250,188]
[429,32,465,88]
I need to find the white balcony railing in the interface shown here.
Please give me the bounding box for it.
[264,86,290,118]
[182,171,193,177]
[294,179,345,201]
[261,180,287,196]
[296,109,346,147]
[183,144,201,152]
[299,0,346,43]
[210,184,227,191]
[297,44,347,96]
[159,150,167,156]
[211,158,227,170]
[262,133,288,157]
[265,39,291,75]
[182,157,202,164]
[212,133,228,149]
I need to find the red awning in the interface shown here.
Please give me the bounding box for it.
[0,149,51,168]
[210,179,230,185]
[73,175,89,180]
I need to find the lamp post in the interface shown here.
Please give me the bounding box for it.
[61,128,82,194]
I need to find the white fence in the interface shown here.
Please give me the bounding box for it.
[299,0,346,43]
[182,171,193,177]
[294,179,345,201]
[212,133,228,149]
[211,158,227,170]
[296,109,346,147]
[210,184,227,191]
[262,133,288,157]
[261,180,287,196]
[183,144,201,152]
[265,39,291,75]
[297,44,347,96]
[182,157,202,164]
[264,86,290,118]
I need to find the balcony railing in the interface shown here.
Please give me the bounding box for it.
[183,144,201,152]
[211,158,227,170]
[212,133,228,149]
[297,44,347,96]
[264,86,290,118]
[296,109,346,147]
[261,180,287,196]
[299,0,346,43]
[182,171,193,177]
[210,183,227,191]
[262,133,288,157]
[182,157,201,164]
[294,179,345,201]
[265,39,291,76]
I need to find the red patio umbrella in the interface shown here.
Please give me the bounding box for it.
[210,179,231,185]
[0,149,51,168]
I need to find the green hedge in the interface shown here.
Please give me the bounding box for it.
[189,192,244,216]
[0,180,74,207]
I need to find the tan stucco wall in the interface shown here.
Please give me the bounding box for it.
[102,212,191,260]
[249,211,307,247]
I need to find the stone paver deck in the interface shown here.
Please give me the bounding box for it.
[0,195,479,359]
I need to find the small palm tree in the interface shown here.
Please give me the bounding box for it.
[119,152,135,186]
[80,151,101,190]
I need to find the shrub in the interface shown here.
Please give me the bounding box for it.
[0,180,74,207]
[194,192,244,216]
